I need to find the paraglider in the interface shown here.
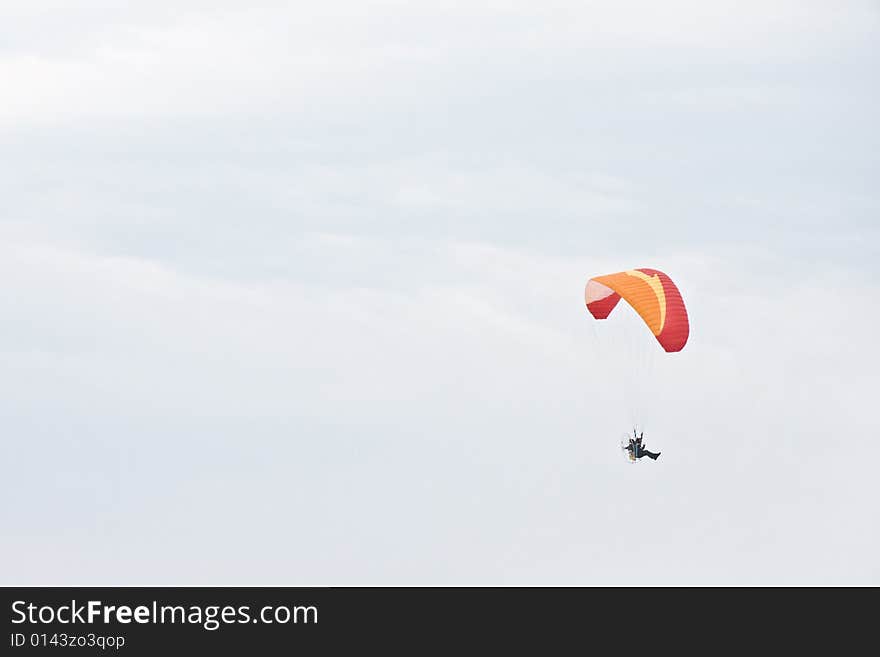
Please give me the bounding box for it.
[624,429,661,461]
[584,268,689,462]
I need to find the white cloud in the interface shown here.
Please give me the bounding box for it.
[2,1,877,126]
[2,235,877,581]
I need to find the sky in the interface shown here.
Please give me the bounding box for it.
[2,0,878,585]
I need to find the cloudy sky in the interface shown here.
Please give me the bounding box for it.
[2,1,878,585]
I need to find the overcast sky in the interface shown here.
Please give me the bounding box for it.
[2,1,878,585]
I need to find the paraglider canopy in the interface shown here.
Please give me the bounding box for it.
[585,268,689,352]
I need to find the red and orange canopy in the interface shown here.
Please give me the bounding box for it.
[585,268,689,352]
